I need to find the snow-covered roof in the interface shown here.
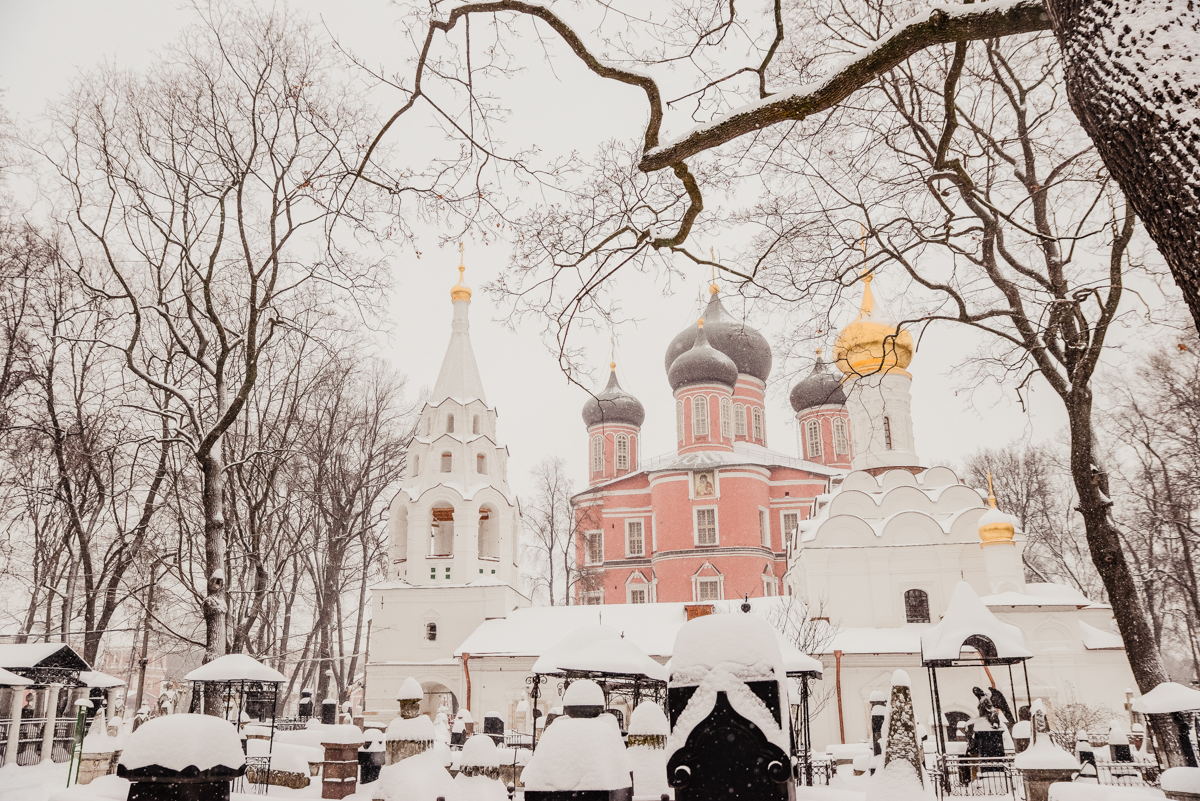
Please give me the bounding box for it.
[555,635,669,682]
[184,653,285,683]
[824,626,923,655]
[0,667,32,685]
[120,713,245,772]
[0,643,85,670]
[521,717,632,792]
[1131,682,1200,714]
[920,581,1032,665]
[80,670,126,688]
[373,577,520,592]
[1078,621,1125,650]
[671,613,784,684]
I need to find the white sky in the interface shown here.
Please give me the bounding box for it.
[0,0,1079,502]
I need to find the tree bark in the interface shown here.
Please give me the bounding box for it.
[201,449,229,665]
[1066,391,1185,764]
[1045,0,1200,335]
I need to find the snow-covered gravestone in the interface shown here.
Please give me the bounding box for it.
[522,679,633,801]
[456,734,507,801]
[372,746,457,801]
[360,728,385,785]
[386,713,435,765]
[869,690,888,759]
[1013,700,1080,801]
[321,724,366,800]
[117,714,246,801]
[1163,767,1200,801]
[397,677,423,720]
[666,613,792,801]
[76,708,121,785]
[626,701,669,801]
[868,670,923,800]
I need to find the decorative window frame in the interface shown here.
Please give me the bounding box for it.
[833,417,850,455]
[720,397,732,438]
[694,506,719,546]
[591,436,604,474]
[734,404,747,436]
[625,519,645,557]
[584,530,604,566]
[759,507,771,549]
[582,591,603,605]
[762,573,778,597]
[676,401,685,442]
[625,571,650,604]
[904,588,931,623]
[692,394,710,436]
[693,573,723,602]
[782,512,800,556]
[752,407,764,441]
[440,452,453,472]
[805,419,823,459]
[616,434,629,470]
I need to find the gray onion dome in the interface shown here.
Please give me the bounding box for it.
[582,366,646,428]
[664,289,773,382]
[789,353,846,411]
[668,322,739,392]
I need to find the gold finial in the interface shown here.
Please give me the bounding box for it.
[697,318,705,329]
[816,347,823,358]
[610,361,616,370]
[450,243,472,301]
[987,470,997,509]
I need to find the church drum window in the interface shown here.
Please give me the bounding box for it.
[734,404,747,436]
[616,434,629,470]
[440,452,452,472]
[695,508,717,546]
[782,512,799,556]
[676,401,685,442]
[752,407,764,441]
[477,454,486,474]
[692,395,709,436]
[696,577,721,601]
[425,622,437,641]
[833,418,850,455]
[904,589,930,623]
[805,419,823,459]
[720,397,732,438]
[447,413,455,433]
[591,436,604,474]
[626,520,644,557]
[585,531,604,565]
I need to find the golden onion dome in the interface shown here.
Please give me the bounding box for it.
[833,272,913,376]
[451,263,472,302]
[978,472,1016,546]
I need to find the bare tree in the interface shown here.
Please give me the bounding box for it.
[523,457,596,605]
[44,3,382,662]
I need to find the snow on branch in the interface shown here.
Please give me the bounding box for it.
[639,0,1051,171]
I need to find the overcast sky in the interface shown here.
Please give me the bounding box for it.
[0,0,1084,502]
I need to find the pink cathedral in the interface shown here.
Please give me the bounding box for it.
[572,284,856,605]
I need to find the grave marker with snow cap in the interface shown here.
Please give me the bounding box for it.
[665,612,793,801]
[396,677,424,720]
[359,728,386,784]
[458,733,503,780]
[386,712,435,765]
[1013,699,1079,801]
[117,713,246,801]
[321,724,365,800]
[522,683,633,801]
[626,701,669,800]
[299,689,314,718]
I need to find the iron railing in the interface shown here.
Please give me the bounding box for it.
[934,755,1019,798]
[51,718,76,763]
[16,718,46,766]
[274,716,310,731]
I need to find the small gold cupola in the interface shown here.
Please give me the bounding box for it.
[978,471,1016,546]
[451,244,472,302]
[833,271,914,377]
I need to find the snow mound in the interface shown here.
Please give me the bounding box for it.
[183,653,285,682]
[460,734,499,768]
[563,679,605,707]
[120,714,245,772]
[387,715,434,741]
[373,749,456,801]
[397,677,424,701]
[891,669,910,688]
[627,701,669,736]
[670,613,785,683]
[521,717,632,792]
[455,772,507,801]
[320,723,365,744]
[1013,739,1081,771]
[1162,767,1200,794]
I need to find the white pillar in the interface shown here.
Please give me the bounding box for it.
[845,371,919,471]
[39,684,62,764]
[4,684,28,769]
[982,541,1023,594]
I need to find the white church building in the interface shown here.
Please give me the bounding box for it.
[362,261,1137,750]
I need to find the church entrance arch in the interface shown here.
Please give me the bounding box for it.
[420,680,458,719]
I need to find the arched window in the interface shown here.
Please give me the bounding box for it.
[692,395,709,436]
[720,397,732,438]
[904,589,930,623]
[734,404,746,436]
[478,506,498,558]
[805,419,823,459]
[413,455,420,475]
[446,413,455,433]
[833,418,850,455]
[676,401,685,441]
[752,407,764,441]
[591,436,604,474]
[425,622,437,641]
[883,416,893,449]
[616,434,629,470]
[476,454,486,474]
[441,452,452,472]
[473,415,480,435]
[431,507,454,555]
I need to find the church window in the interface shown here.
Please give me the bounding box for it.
[696,577,721,601]
[904,589,930,623]
[692,395,709,436]
[477,454,486,474]
[585,531,604,565]
[734,404,746,436]
[763,576,777,596]
[473,415,480,435]
[676,401,684,441]
[805,419,823,459]
[616,434,629,470]
[759,508,770,548]
[430,507,455,555]
[626,520,644,557]
[425,622,437,641]
[583,592,602,605]
[695,508,717,546]
[833,418,850,455]
[591,436,603,474]
[628,587,647,604]
[883,416,893,449]
[782,512,799,555]
[440,452,452,472]
[752,407,764,441]
[478,506,497,558]
[447,414,455,433]
[720,397,732,438]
